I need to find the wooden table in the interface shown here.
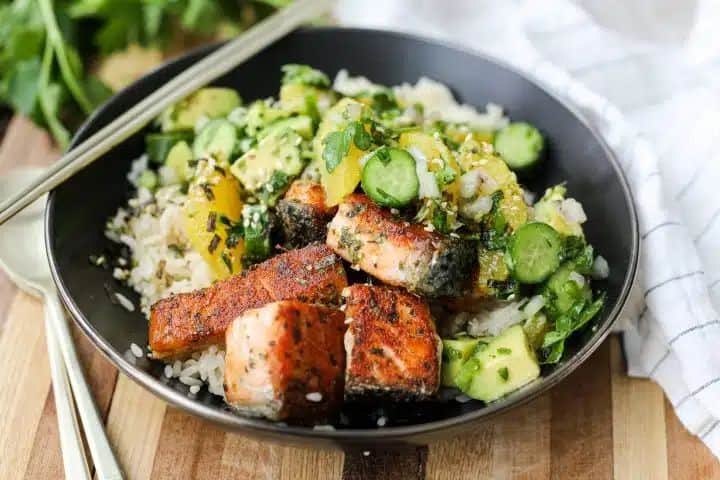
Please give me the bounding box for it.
[1,115,719,480]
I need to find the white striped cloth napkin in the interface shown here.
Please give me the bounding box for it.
[336,0,720,456]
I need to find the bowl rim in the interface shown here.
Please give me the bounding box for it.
[45,26,639,441]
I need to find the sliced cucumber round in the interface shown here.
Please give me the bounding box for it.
[193,119,237,165]
[494,122,544,173]
[508,222,562,284]
[361,147,419,208]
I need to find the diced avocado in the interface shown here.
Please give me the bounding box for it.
[281,64,331,88]
[146,132,193,164]
[441,337,482,387]
[543,262,591,314]
[192,119,237,165]
[456,325,540,403]
[230,129,304,192]
[161,88,241,132]
[257,116,314,141]
[279,83,335,117]
[244,99,288,137]
[165,141,194,182]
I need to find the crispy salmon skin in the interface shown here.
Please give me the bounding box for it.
[277,180,336,247]
[224,301,346,423]
[343,284,441,400]
[149,244,347,359]
[326,194,477,297]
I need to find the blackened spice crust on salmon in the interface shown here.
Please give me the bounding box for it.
[149,244,347,359]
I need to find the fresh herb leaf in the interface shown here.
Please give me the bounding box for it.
[323,121,373,173]
[322,130,348,173]
[498,366,509,382]
[369,89,399,114]
[257,170,291,206]
[561,235,586,261]
[482,190,508,250]
[374,146,391,165]
[435,163,457,186]
[350,121,372,150]
[540,293,606,364]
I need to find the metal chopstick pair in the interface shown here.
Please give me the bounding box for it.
[0,0,335,227]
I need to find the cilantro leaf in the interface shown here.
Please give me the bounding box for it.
[322,121,373,173]
[540,293,606,364]
[322,130,349,173]
[349,121,372,150]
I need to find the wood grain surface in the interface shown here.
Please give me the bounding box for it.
[1,115,719,479]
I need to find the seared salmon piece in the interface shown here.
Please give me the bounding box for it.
[343,284,441,400]
[224,301,346,423]
[326,194,477,297]
[149,244,347,359]
[277,180,336,247]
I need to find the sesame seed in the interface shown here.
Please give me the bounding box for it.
[130,343,143,358]
[376,416,387,427]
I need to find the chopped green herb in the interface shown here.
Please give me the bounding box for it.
[498,367,510,382]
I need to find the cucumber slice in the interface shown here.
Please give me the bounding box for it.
[146,132,193,164]
[361,147,419,207]
[508,222,562,284]
[494,122,544,172]
[242,204,271,265]
[193,119,237,164]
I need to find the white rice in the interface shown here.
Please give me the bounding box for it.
[163,345,226,397]
[106,161,214,315]
[130,342,144,358]
[333,71,509,131]
[107,157,222,396]
[568,271,586,287]
[466,301,526,337]
[333,69,383,96]
[592,255,610,279]
[560,198,587,224]
[393,77,509,130]
[305,392,323,402]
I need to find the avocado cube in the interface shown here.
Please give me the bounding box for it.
[456,325,540,402]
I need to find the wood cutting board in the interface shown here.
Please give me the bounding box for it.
[1,115,719,479]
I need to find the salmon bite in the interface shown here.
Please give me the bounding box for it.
[149,244,347,359]
[326,194,477,298]
[224,301,346,423]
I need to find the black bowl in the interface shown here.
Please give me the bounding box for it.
[45,27,638,446]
